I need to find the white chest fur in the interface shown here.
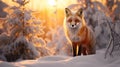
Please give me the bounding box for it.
[68,28,81,42]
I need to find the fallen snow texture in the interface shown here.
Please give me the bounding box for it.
[0,50,120,67]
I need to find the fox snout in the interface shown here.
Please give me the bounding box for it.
[69,22,80,28]
[70,23,77,28]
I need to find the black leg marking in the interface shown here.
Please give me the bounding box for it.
[73,45,77,57]
[78,45,82,56]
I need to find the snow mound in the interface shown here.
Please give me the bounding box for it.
[0,50,120,67]
[0,61,15,67]
[38,55,70,61]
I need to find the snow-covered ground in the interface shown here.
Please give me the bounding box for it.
[0,49,120,67]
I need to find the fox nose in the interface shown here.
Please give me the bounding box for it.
[72,25,74,27]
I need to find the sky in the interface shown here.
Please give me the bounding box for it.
[2,0,77,11]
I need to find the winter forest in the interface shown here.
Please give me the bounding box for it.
[0,0,120,67]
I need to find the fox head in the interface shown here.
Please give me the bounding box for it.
[65,8,84,29]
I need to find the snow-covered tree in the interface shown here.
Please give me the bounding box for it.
[101,0,120,58]
[83,0,120,58]
[0,0,52,62]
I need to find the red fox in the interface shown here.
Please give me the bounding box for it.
[63,8,96,56]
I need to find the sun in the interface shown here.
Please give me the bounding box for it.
[48,0,56,6]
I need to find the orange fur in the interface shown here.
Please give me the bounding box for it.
[64,8,96,56]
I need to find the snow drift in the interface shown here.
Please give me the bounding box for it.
[0,50,120,67]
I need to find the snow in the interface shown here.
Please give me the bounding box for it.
[0,50,120,67]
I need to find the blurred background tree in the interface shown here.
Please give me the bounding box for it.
[0,0,53,62]
[0,0,8,18]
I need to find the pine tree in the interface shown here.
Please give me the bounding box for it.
[0,0,51,62]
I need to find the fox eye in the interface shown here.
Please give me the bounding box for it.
[68,18,72,22]
[75,18,80,22]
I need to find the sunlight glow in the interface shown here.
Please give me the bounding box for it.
[48,0,56,6]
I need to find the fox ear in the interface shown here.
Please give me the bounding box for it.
[65,8,71,17]
[76,8,83,17]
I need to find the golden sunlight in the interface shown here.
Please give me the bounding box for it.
[2,0,77,28]
[47,0,56,6]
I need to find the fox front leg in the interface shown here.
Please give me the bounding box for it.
[78,45,82,56]
[72,42,77,57]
